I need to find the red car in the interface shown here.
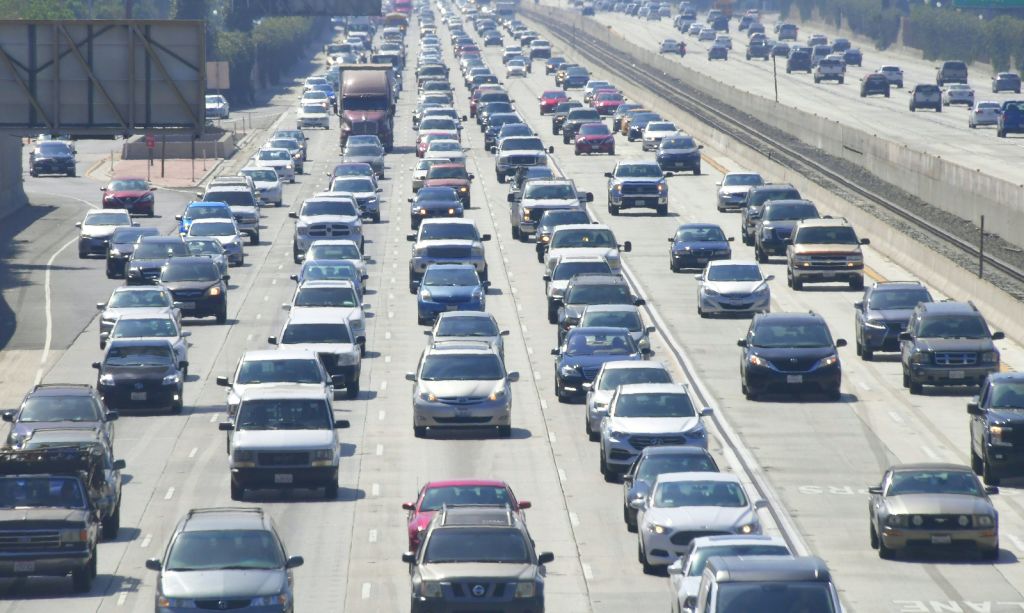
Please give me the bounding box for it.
[416,131,448,157]
[592,91,626,116]
[401,480,531,551]
[539,89,569,115]
[574,122,616,155]
[421,163,475,207]
[101,177,156,216]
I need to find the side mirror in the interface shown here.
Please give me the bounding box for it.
[180,331,192,338]
[985,485,1000,495]
[405,372,417,381]
[622,241,632,252]
[604,171,613,178]
[898,332,912,341]
[481,234,492,241]
[218,422,233,431]
[290,274,299,281]
[629,498,646,510]
[402,552,416,564]
[145,558,162,571]
[683,596,698,612]
[634,298,646,306]
[641,348,652,356]
[288,212,298,218]
[550,348,560,355]
[286,555,305,569]
[667,237,675,243]
[664,171,675,178]
[993,331,1005,340]
[867,486,882,495]
[547,146,555,153]
[179,361,189,370]
[96,302,106,311]
[507,193,516,202]
[174,215,183,221]
[853,301,864,310]
[334,419,351,429]
[222,274,230,281]
[860,238,871,245]
[538,551,555,564]
[507,371,520,382]
[668,559,684,575]
[216,376,230,387]
[331,374,346,388]
[407,233,417,241]
[754,499,768,510]
[402,502,415,511]
[282,303,292,311]
[490,146,497,153]
[113,459,126,471]
[835,338,848,348]
[91,362,101,370]
[267,336,278,345]
[737,339,748,347]
[75,222,82,228]
[700,407,714,417]
[518,500,532,509]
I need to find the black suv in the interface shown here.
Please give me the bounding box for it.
[554,273,642,329]
[551,100,583,134]
[786,49,812,73]
[860,73,891,98]
[753,199,819,260]
[853,281,933,360]
[126,236,189,285]
[738,312,847,400]
[900,301,1004,394]
[3,384,117,448]
[561,107,602,143]
[105,226,160,279]
[402,505,553,613]
[969,373,1024,485]
[740,184,801,245]
[159,256,230,323]
[93,339,187,414]
[147,508,304,610]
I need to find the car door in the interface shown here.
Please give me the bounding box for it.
[869,469,892,531]
[854,288,871,347]
[970,382,992,458]
[900,311,920,369]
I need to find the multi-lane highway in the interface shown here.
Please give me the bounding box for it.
[2,4,1024,613]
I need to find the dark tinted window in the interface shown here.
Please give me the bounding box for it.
[19,396,100,422]
[751,320,832,348]
[614,392,695,418]
[281,323,352,344]
[0,476,85,509]
[423,528,529,563]
[564,331,637,356]
[763,203,818,221]
[566,284,632,305]
[435,316,499,337]
[868,287,931,310]
[161,261,220,282]
[717,582,836,613]
[420,485,510,511]
[134,241,189,258]
[294,287,359,307]
[637,453,717,483]
[917,314,989,339]
[236,399,331,431]
[421,354,504,380]
[105,344,174,366]
[166,530,285,571]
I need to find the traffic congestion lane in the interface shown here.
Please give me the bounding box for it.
[487,32,1024,610]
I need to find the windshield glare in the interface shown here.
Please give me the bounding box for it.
[259,150,289,161]
[717,582,836,613]
[436,317,498,337]
[654,480,748,508]
[421,354,503,381]
[241,169,277,182]
[707,265,763,283]
[109,180,149,191]
[420,485,511,511]
[108,290,171,308]
[187,240,223,256]
[751,322,832,348]
[524,184,575,199]
[105,345,174,366]
[112,318,177,338]
[281,323,351,344]
[237,359,322,385]
[614,392,695,418]
[423,528,528,564]
[166,530,285,571]
[887,469,983,496]
[186,205,230,219]
[564,332,636,356]
[637,454,717,483]
[295,287,359,307]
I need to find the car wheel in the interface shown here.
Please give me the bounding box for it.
[608,203,620,216]
[289,176,296,183]
[230,480,244,501]
[902,369,910,388]
[656,204,668,215]
[982,456,1001,486]
[741,232,753,246]
[216,305,227,325]
[496,171,505,183]
[600,453,615,482]
[861,344,873,361]
[511,225,520,240]
[102,505,120,540]
[878,538,895,560]
[982,544,1000,561]
[497,425,512,437]
[849,277,864,290]
[413,426,427,438]
[869,522,879,550]
[71,553,95,592]
[250,233,259,246]
[640,543,658,575]
[171,396,184,414]
[791,276,803,290]
[742,379,757,401]
[755,246,768,263]
[909,380,923,395]
[971,448,983,475]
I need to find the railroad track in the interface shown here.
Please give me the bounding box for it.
[532,11,1024,288]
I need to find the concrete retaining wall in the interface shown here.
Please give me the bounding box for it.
[0,137,26,220]
[121,131,239,160]
[524,6,1024,250]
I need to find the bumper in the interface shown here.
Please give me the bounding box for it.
[413,399,511,428]
[576,140,614,153]
[31,160,75,175]
[745,365,841,395]
[790,264,863,284]
[982,446,1024,478]
[235,222,259,239]
[0,549,92,577]
[555,371,592,397]
[411,258,486,276]
[104,199,153,214]
[880,528,997,552]
[176,295,226,318]
[611,195,666,210]
[417,298,485,321]
[717,195,747,209]
[587,404,608,433]
[231,466,337,489]
[79,237,110,255]
[257,188,283,204]
[860,325,904,352]
[411,598,543,613]
[604,435,708,472]
[908,365,998,387]
[671,251,730,269]
[158,605,286,613]
[700,291,770,315]
[99,383,181,410]
[657,156,701,171]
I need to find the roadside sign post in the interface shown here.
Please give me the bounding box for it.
[146,133,154,180]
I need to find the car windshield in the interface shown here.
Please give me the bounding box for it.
[637,453,717,483]
[429,141,461,152]
[599,367,670,390]
[269,139,297,150]
[0,476,86,509]
[686,544,790,576]
[161,261,220,282]
[524,184,576,200]
[422,268,479,287]
[654,480,748,508]
[85,213,129,226]
[724,173,763,186]
[647,122,676,132]
[540,211,590,230]
[564,331,636,356]
[579,124,610,136]
[614,392,695,417]
[421,354,504,380]
[294,287,359,307]
[186,239,223,256]
[749,189,800,206]
[797,227,859,244]
[258,149,290,161]
[420,224,477,241]
[236,398,330,431]
[707,264,763,282]
[502,138,544,151]
[436,317,499,337]
[676,226,726,242]
[990,382,1024,408]
[38,142,72,155]
[110,228,152,244]
[310,245,361,262]
[331,178,375,193]
[108,179,148,191]
[582,309,641,331]
[112,317,177,338]
[165,530,285,571]
[751,322,832,348]
[597,93,623,102]
[189,222,235,237]
[551,229,616,248]
[18,396,100,423]
[299,261,360,283]
[303,200,359,217]
[717,581,836,613]
[426,166,468,180]
[423,528,529,564]
[764,203,818,221]
[420,485,511,511]
[186,205,230,220]
[553,261,611,281]
[281,323,351,344]
[868,288,931,310]
[108,289,172,309]
[887,469,983,496]
[568,110,600,121]
[105,345,174,366]
[237,359,322,385]
[616,164,663,178]
[346,145,382,157]
[419,118,456,131]
[917,315,989,339]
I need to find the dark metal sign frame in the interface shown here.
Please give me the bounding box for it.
[0,20,205,136]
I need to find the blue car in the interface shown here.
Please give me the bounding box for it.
[552,326,648,402]
[668,223,733,272]
[416,264,487,325]
[176,201,232,236]
[409,187,464,229]
[290,259,367,298]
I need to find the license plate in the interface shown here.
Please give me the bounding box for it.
[179,302,196,310]
[274,473,293,484]
[632,199,645,206]
[787,375,804,384]
[13,561,34,573]
[446,304,460,311]
[821,272,835,278]
[948,370,965,380]
[931,535,952,545]
[131,392,147,401]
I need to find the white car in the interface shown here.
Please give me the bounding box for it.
[713,35,732,49]
[632,472,766,573]
[297,103,331,130]
[969,100,1001,128]
[423,139,467,164]
[599,383,712,479]
[506,59,528,78]
[253,148,295,183]
[942,82,975,106]
[270,309,362,398]
[878,65,904,88]
[76,209,133,258]
[300,90,330,110]
[205,94,229,119]
[695,260,772,317]
[668,534,791,612]
[303,76,329,92]
[284,280,367,355]
[715,171,764,211]
[96,286,181,337]
[303,239,368,280]
[239,166,283,206]
[218,349,338,417]
[328,177,382,221]
[102,312,191,370]
[584,361,672,441]
[411,158,446,192]
[545,224,629,276]
[641,122,679,152]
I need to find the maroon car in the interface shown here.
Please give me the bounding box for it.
[101,177,156,216]
[420,163,474,207]
[539,89,569,115]
[574,122,616,155]
[401,480,530,551]
[592,91,625,116]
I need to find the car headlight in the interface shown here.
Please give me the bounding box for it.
[108,248,121,256]
[98,373,115,385]
[312,448,335,467]
[540,235,550,243]
[418,391,438,402]
[748,354,767,367]
[419,581,443,598]
[350,318,365,332]
[981,351,1000,364]
[286,162,294,169]
[162,374,180,385]
[459,186,468,192]
[471,245,484,257]
[157,597,196,608]
[612,184,622,193]
[990,425,1011,445]
[910,351,930,365]
[233,450,256,467]
[513,582,536,598]
[886,514,908,528]
[419,289,432,300]
[657,182,666,192]
[560,363,580,376]
[814,354,839,368]
[61,528,88,543]
[703,287,719,297]
[864,318,887,330]
[648,523,669,534]
[686,424,706,438]
[206,286,222,297]
[488,386,507,401]
[974,514,996,528]
[250,593,290,607]
[737,521,759,534]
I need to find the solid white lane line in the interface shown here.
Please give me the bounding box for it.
[209,413,219,423]
[164,487,175,500]
[35,237,79,385]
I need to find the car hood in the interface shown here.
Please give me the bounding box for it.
[748,345,836,361]
[914,338,996,352]
[644,130,676,139]
[792,243,860,255]
[423,179,469,188]
[704,280,768,295]
[865,308,914,323]
[253,180,279,190]
[161,569,286,599]
[103,364,175,380]
[234,429,335,450]
[82,225,123,238]
[719,185,754,196]
[420,379,500,398]
[645,504,757,531]
[418,562,535,582]
[884,493,993,515]
[282,342,358,354]
[161,280,220,292]
[673,240,730,252]
[410,511,436,535]
[422,285,481,299]
[0,508,90,525]
[608,416,702,434]
[107,190,152,199]
[298,109,329,117]
[299,214,359,226]
[523,198,579,209]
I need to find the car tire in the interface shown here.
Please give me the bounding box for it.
[909,380,923,395]
[971,448,984,475]
[230,480,244,501]
[838,77,844,85]
[656,204,668,215]
[878,539,895,560]
[102,505,120,540]
[742,379,757,401]
[608,203,620,216]
[869,523,879,549]
[413,426,427,438]
[216,305,227,325]
[741,231,752,246]
[250,233,259,246]
[982,545,1000,561]
[324,480,338,500]
[72,553,95,592]
[497,425,512,438]
[756,246,768,263]
[171,396,184,414]
[902,369,911,388]
[511,225,520,240]
[694,165,701,175]
[982,456,1001,486]
[884,92,890,98]
[346,380,360,399]
[640,543,657,575]
[496,171,505,183]
[289,177,296,184]
[600,453,615,482]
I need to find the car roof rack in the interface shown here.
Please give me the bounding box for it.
[186,507,263,519]
[31,383,93,392]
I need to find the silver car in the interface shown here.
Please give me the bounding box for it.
[426,311,510,363]
[695,260,772,317]
[239,166,283,206]
[579,304,653,351]
[942,83,975,106]
[342,143,385,177]
[96,286,180,337]
[969,101,1001,128]
[184,237,229,277]
[406,340,519,438]
[187,218,245,266]
[217,348,336,418]
[253,147,295,183]
[101,312,190,370]
[715,171,764,211]
[584,361,672,440]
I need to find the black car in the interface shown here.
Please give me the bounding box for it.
[94,339,186,413]
[545,56,567,74]
[738,312,846,400]
[551,100,584,134]
[668,223,733,271]
[786,50,812,73]
[29,141,76,177]
[562,108,602,143]
[409,186,464,229]
[860,73,891,98]
[105,226,160,279]
[843,48,863,66]
[483,113,521,150]
[126,236,189,285]
[534,208,591,262]
[853,281,933,359]
[746,39,770,60]
[900,301,1003,394]
[969,373,1024,485]
[159,256,229,323]
[708,45,729,61]
[740,184,802,245]
[656,133,703,174]
[478,101,515,130]
[626,112,661,141]
[753,199,820,258]
[555,273,643,332]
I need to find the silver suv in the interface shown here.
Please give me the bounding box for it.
[269,308,363,398]
[406,340,519,438]
[290,193,365,263]
[492,136,553,183]
[402,505,553,613]
[509,178,591,241]
[217,348,338,417]
[407,219,491,292]
[219,386,350,500]
[198,185,261,245]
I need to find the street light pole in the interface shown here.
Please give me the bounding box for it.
[772,53,779,102]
